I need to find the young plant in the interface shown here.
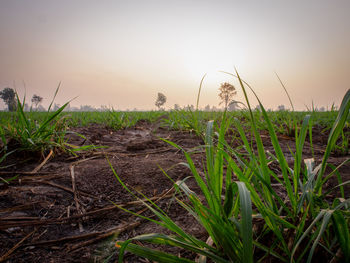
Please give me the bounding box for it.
[229,72,349,262]
[1,86,93,157]
[111,114,255,263]
[5,89,70,154]
[110,72,349,262]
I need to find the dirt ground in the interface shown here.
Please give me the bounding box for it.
[0,120,349,262]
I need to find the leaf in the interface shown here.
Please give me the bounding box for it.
[236,182,253,263]
[316,89,350,193]
[118,241,195,263]
[332,210,350,262]
[223,182,237,217]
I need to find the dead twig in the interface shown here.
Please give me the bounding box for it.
[92,147,176,157]
[0,191,174,230]
[18,174,64,181]
[27,230,105,247]
[0,228,37,262]
[31,150,53,174]
[31,229,48,242]
[29,180,96,199]
[68,157,100,232]
[0,171,59,176]
[0,216,40,221]
[70,164,84,232]
[0,201,45,214]
[71,156,99,166]
[24,222,140,250]
[67,221,140,252]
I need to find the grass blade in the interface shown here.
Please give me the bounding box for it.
[236,182,253,263]
[316,89,350,193]
[332,210,350,262]
[118,241,195,263]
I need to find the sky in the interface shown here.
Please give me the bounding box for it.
[0,0,349,111]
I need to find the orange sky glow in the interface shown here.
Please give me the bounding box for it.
[0,0,349,110]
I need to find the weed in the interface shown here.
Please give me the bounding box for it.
[110,75,350,262]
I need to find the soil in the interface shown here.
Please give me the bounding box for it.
[0,120,349,262]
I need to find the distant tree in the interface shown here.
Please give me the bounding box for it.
[219,82,237,110]
[31,94,43,109]
[0,87,17,111]
[184,104,195,111]
[319,106,325,112]
[173,104,180,110]
[155,92,167,110]
[277,105,286,111]
[204,104,211,111]
[80,105,95,111]
[228,100,244,111]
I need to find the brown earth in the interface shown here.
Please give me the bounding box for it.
[0,121,349,262]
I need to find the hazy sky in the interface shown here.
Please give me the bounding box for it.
[0,0,349,110]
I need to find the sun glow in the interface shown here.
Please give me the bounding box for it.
[181,42,247,87]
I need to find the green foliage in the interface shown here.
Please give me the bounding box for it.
[110,78,349,262]
[0,79,348,262]
[0,87,88,157]
[10,90,69,153]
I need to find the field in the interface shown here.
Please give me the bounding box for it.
[0,90,349,262]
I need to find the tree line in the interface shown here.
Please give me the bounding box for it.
[0,87,43,111]
[0,83,244,112]
[2,83,313,112]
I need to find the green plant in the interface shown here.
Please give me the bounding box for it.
[111,114,254,262]
[6,88,70,154]
[1,86,95,157]
[110,73,349,262]
[108,109,130,130]
[332,130,349,155]
[226,72,350,262]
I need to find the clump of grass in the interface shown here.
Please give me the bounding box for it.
[5,88,70,155]
[110,72,350,262]
[108,109,130,130]
[0,86,94,159]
